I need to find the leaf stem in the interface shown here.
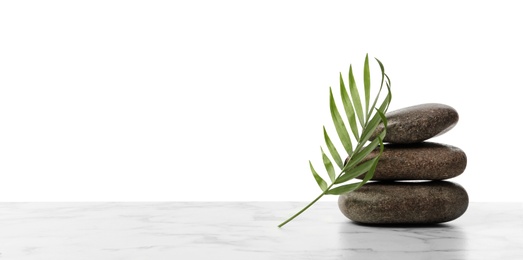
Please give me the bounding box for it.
[279,152,357,227]
[277,188,329,228]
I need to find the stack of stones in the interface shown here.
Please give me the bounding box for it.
[338,103,468,225]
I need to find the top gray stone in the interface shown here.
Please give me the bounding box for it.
[373,103,459,144]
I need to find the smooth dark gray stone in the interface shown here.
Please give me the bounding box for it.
[373,103,459,143]
[356,142,467,180]
[338,181,469,224]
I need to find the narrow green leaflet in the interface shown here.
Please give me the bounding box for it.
[357,110,388,188]
[334,156,378,184]
[325,182,361,195]
[359,113,385,148]
[359,111,385,145]
[343,135,382,171]
[323,126,343,169]
[385,74,391,89]
[309,161,327,192]
[368,58,387,114]
[359,86,391,144]
[278,55,392,228]
[363,54,371,116]
[348,65,364,127]
[339,73,359,139]
[358,136,385,189]
[331,135,385,195]
[375,58,385,91]
[321,147,336,183]
[329,88,353,154]
[376,109,389,135]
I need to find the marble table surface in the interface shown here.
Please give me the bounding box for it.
[0,202,521,259]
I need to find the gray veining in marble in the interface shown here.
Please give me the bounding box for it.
[0,202,521,259]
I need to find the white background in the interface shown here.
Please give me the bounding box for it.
[1,0,521,202]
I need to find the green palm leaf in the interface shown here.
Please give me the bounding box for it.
[278,55,392,228]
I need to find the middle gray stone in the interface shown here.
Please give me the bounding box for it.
[355,142,467,180]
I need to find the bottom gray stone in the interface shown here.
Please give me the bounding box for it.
[338,181,468,224]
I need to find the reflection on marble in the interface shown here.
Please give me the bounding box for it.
[0,202,522,259]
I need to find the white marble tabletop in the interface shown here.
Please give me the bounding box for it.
[0,202,521,259]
